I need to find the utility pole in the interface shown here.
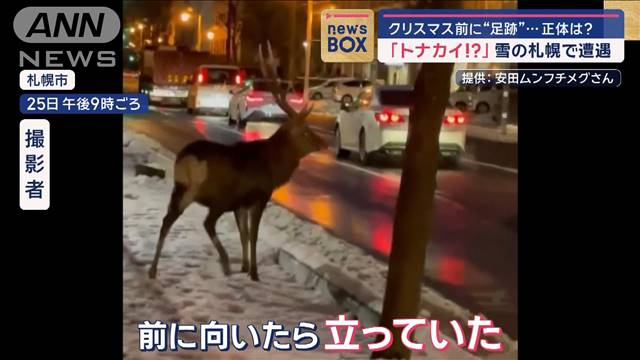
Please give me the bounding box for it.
[303,0,313,102]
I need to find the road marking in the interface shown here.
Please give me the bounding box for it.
[460,158,518,174]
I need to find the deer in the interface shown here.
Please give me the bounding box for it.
[148,42,327,282]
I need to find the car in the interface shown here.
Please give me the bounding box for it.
[186,65,247,115]
[333,86,467,165]
[450,83,515,115]
[140,47,215,107]
[449,84,474,112]
[228,78,305,128]
[309,77,355,100]
[333,79,373,105]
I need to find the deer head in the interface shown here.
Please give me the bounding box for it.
[258,41,328,158]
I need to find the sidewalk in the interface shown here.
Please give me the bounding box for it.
[464,115,518,170]
[123,128,516,359]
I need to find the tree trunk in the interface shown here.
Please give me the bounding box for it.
[372,61,454,359]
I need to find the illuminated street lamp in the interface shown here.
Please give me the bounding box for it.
[206,31,215,54]
[157,36,163,44]
[302,41,308,48]
[129,27,135,34]
[179,9,203,51]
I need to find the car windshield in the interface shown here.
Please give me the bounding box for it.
[378,88,412,106]
[250,80,289,92]
[205,68,237,85]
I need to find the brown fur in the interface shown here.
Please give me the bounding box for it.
[148,120,327,281]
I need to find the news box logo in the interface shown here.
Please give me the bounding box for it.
[321,9,374,63]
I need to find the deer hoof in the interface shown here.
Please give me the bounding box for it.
[221,265,231,277]
[241,263,249,273]
[249,272,260,282]
[148,267,157,279]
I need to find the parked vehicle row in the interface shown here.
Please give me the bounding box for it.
[141,60,467,164]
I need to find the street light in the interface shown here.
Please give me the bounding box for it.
[302,41,308,48]
[179,9,202,51]
[157,36,163,44]
[206,31,214,54]
[129,27,135,34]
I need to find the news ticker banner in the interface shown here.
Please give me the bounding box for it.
[377,9,624,63]
[320,8,625,63]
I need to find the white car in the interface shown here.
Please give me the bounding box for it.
[333,79,373,105]
[228,79,304,128]
[334,86,467,165]
[187,65,245,115]
[309,77,355,100]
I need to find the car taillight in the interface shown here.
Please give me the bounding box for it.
[443,114,465,125]
[375,112,403,124]
[289,96,303,104]
[246,92,264,103]
[197,69,208,84]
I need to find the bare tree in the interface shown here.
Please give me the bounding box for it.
[373,1,461,358]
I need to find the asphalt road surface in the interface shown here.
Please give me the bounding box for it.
[125,106,518,339]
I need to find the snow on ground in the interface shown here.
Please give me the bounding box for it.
[123,129,511,359]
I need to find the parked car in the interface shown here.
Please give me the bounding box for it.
[334,86,467,165]
[450,84,513,114]
[228,78,304,128]
[187,65,249,115]
[309,77,355,100]
[333,79,373,105]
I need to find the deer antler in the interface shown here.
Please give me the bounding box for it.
[258,41,312,122]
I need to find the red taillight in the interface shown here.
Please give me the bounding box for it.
[375,112,403,124]
[197,69,208,84]
[443,114,465,125]
[246,92,264,103]
[289,96,303,104]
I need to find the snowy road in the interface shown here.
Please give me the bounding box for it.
[124,106,518,340]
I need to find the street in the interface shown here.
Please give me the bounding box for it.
[125,106,518,339]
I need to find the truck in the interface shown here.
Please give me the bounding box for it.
[139,46,216,106]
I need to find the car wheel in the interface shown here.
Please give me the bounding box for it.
[358,130,371,165]
[312,92,323,100]
[333,126,350,159]
[476,102,490,114]
[341,95,353,107]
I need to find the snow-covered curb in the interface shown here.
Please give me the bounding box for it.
[123,128,516,359]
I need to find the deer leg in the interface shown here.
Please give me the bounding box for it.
[248,200,268,281]
[234,208,250,272]
[204,210,231,276]
[149,184,189,279]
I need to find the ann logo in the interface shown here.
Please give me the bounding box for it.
[14,7,120,43]
[26,12,104,38]
[321,9,374,63]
